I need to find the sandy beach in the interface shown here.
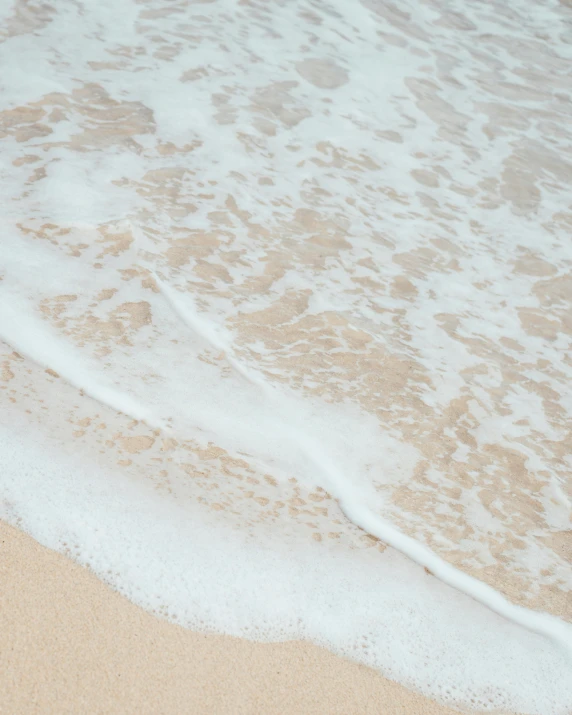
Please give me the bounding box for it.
[1,0,571,712]
[1,521,464,715]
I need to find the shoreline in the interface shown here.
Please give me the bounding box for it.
[1,520,468,715]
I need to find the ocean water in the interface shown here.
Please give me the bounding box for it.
[1,0,571,711]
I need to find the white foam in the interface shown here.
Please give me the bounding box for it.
[1,284,572,713]
[2,420,571,714]
[1,0,571,711]
[0,298,163,431]
[155,275,572,648]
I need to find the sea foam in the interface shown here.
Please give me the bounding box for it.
[1,0,571,711]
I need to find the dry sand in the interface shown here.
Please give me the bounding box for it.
[0,520,462,715]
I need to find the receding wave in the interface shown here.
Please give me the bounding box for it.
[1,0,571,712]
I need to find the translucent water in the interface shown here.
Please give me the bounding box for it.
[1,0,571,711]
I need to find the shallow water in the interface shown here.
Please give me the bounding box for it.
[1,0,571,712]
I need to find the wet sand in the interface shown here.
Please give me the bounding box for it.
[1,0,571,712]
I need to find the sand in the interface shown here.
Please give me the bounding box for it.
[1,0,571,712]
[0,520,463,715]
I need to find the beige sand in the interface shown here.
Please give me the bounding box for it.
[1,2,569,712]
[0,521,463,715]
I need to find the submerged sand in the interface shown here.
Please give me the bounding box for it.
[1,0,571,711]
[1,521,465,715]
